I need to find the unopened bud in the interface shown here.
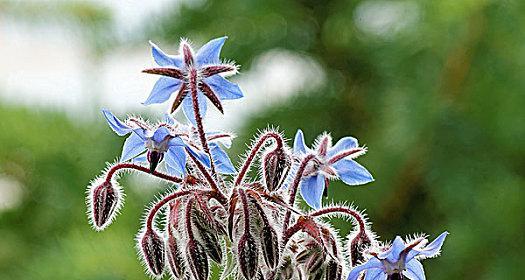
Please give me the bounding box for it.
[186,239,209,280]
[192,202,223,263]
[262,148,290,192]
[238,233,258,280]
[166,232,185,279]
[349,231,371,266]
[324,258,342,280]
[140,229,165,277]
[90,180,120,230]
[260,226,279,269]
[275,256,295,279]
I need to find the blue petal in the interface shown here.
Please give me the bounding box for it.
[365,269,387,280]
[132,154,147,163]
[120,133,146,162]
[168,136,185,147]
[333,159,374,186]
[384,236,406,263]
[151,126,171,143]
[187,146,211,168]
[204,75,243,100]
[293,129,309,154]
[165,146,187,177]
[149,41,183,67]
[407,232,449,262]
[102,109,132,136]
[347,258,383,280]
[195,36,227,66]
[299,174,325,209]
[164,113,176,125]
[328,136,359,158]
[143,77,182,105]
[182,91,207,126]
[210,143,236,174]
[403,259,426,280]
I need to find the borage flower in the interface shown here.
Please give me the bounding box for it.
[143,37,243,125]
[293,129,374,209]
[347,232,449,280]
[102,109,210,176]
[164,114,236,174]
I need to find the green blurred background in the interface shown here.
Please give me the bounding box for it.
[0,0,524,279]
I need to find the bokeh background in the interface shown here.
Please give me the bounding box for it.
[0,0,524,279]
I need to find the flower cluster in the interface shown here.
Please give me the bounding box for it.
[86,37,448,280]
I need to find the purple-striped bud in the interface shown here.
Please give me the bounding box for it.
[192,201,223,263]
[349,231,372,266]
[140,229,166,277]
[166,232,185,279]
[260,226,279,269]
[262,148,290,192]
[238,233,258,280]
[325,258,342,280]
[186,239,209,280]
[90,180,120,231]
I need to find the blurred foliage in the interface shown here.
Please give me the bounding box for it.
[1,0,524,279]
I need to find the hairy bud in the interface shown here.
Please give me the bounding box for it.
[90,180,120,230]
[166,232,185,279]
[140,229,165,277]
[262,148,290,192]
[238,233,258,280]
[260,226,279,269]
[192,200,223,263]
[186,239,209,280]
[325,258,342,280]
[275,255,295,279]
[349,231,372,266]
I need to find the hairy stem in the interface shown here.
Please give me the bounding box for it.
[185,147,223,199]
[310,206,367,234]
[235,131,284,186]
[238,189,251,234]
[189,69,217,176]
[282,154,316,232]
[105,163,183,184]
[146,190,192,230]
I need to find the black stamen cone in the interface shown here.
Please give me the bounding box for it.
[147,151,164,173]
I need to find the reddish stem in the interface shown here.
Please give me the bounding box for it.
[104,163,183,184]
[234,131,284,186]
[185,197,195,239]
[327,148,366,164]
[146,190,191,229]
[282,154,316,232]
[189,68,217,176]
[310,206,367,234]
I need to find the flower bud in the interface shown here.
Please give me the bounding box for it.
[90,180,120,230]
[324,258,342,280]
[186,239,209,280]
[308,267,326,280]
[140,229,166,277]
[166,232,185,279]
[349,231,371,266]
[192,202,223,263]
[260,226,279,269]
[262,148,290,192]
[238,233,258,280]
[275,256,295,279]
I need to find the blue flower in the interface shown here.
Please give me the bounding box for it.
[143,37,244,125]
[293,129,374,209]
[163,114,236,174]
[347,232,449,280]
[102,109,210,176]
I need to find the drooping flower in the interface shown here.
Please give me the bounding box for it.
[347,232,449,280]
[143,37,243,125]
[163,114,236,174]
[102,109,210,175]
[293,129,374,209]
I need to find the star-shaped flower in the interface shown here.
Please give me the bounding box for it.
[142,37,243,125]
[102,109,210,176]
[347,232,449,280]
[293,129,374,209]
